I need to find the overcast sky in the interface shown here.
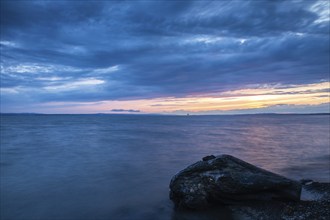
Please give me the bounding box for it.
[1,0,329,114]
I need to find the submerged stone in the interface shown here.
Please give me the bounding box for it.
[169,155,302,209]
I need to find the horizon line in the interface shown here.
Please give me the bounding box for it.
[1,112,329,116]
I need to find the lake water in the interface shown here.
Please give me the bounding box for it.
[1,114,329,220]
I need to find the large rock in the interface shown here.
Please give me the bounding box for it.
[169,155,302,209]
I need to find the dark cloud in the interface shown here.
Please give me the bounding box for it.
[1,0,329,110]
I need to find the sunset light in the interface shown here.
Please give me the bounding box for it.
[24,81,328,114]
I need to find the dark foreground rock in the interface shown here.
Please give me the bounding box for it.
[169,155,302,209]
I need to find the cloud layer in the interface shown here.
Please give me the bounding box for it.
[1,0,329,113]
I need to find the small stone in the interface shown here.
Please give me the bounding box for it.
[202,155,216,161]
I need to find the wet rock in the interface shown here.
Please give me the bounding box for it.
[169,155,302,209]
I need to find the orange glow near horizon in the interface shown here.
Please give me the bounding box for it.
[40,81,329,114]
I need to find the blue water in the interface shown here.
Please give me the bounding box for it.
[1,114,329,220]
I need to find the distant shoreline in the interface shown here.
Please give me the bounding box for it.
[1,113,329,116]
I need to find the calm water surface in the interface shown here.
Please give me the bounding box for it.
[1,114,329,220]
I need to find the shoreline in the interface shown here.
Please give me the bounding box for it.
[230,181,330,219]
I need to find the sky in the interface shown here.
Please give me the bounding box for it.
[0,0,329,114]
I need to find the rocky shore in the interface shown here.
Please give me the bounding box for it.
[230,181,330,220]
[169,155,329,219]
